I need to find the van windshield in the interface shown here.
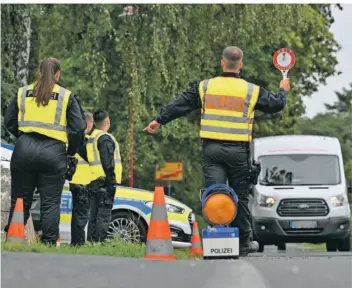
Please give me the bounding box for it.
[258,154,341,186]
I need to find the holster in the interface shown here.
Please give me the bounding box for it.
[88,177,114,206]
[65,157,78,181]
[70,183,89,205]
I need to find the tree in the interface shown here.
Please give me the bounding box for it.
[298,83,352,184]
[325,82,352,113]
[1,4,343,214]
[1,5,34,103]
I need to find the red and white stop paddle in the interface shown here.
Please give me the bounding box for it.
[273,48,295,80]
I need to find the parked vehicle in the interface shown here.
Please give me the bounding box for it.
[1,138,194,248]
[249,135,351,252]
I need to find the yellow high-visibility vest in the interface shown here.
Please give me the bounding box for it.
[86,129,122,184]
[70,153,91,185]
[198,77,260,142]
[17,83,71,143]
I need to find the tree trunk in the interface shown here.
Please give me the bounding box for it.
[15,8,32,85]
[1,165,11,242]
[25,214,37,244]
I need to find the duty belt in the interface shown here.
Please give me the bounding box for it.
[201,138,250,148]
[71,183,88,189]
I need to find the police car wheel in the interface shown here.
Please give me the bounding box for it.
[108,210,147,244]
[257,242,264,253]
[277,243,286,251]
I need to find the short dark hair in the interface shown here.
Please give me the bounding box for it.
[222,46,243,69]
[94,109,109,127]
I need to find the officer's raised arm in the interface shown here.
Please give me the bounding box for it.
[254,79,290,114]
[144,81,202,133]
[156,81,202,125]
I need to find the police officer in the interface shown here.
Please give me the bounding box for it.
[144,46,290,256]
[69,111,94,246]
[4,57,86,245]
[79,109,123,243]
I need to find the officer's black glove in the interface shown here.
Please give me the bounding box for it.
[105,178,116,197]
[65,156,78,181]
[248,160,261,185]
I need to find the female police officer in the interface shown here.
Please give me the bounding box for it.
[4,57,86,245]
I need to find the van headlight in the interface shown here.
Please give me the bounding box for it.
[257,194,275,208]
[145,201,185,214]
[330,195,347,207]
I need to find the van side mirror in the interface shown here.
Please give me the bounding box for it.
[348,185,352,194]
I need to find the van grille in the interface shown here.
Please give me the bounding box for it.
[277,199,329,217]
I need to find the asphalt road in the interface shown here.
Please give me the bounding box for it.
[2,245,352,288]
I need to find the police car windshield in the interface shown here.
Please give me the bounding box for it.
[258,154,341,186]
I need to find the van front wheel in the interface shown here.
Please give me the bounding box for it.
[338,236,351,251]
[257,242,264,253]
[277,243,286,251]
[326,241,338,252]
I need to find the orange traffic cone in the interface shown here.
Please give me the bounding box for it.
[56,233,61,247]
[6,198,25,244]
[145,186,175,260]
[190,221,203,255]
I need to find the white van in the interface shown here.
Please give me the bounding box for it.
[250,135,351,252]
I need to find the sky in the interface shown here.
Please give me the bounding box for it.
[303,4,352,118]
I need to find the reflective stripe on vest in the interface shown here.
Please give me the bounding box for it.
[70,153,91,185]
[199,77,259,142]
[87,129,123,183]
[17,84,70,143]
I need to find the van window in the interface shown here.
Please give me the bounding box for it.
[258,154,341,186]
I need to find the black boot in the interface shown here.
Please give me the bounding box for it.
[239,241,259,256]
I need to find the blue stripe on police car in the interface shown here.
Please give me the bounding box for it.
[60,193,152,215]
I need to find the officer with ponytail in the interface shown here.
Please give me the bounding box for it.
[4,57,86,245]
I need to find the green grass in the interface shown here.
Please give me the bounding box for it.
[1,239,201,260]
[303,243,326,251]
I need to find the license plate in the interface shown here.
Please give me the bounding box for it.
[289,221,318,229]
